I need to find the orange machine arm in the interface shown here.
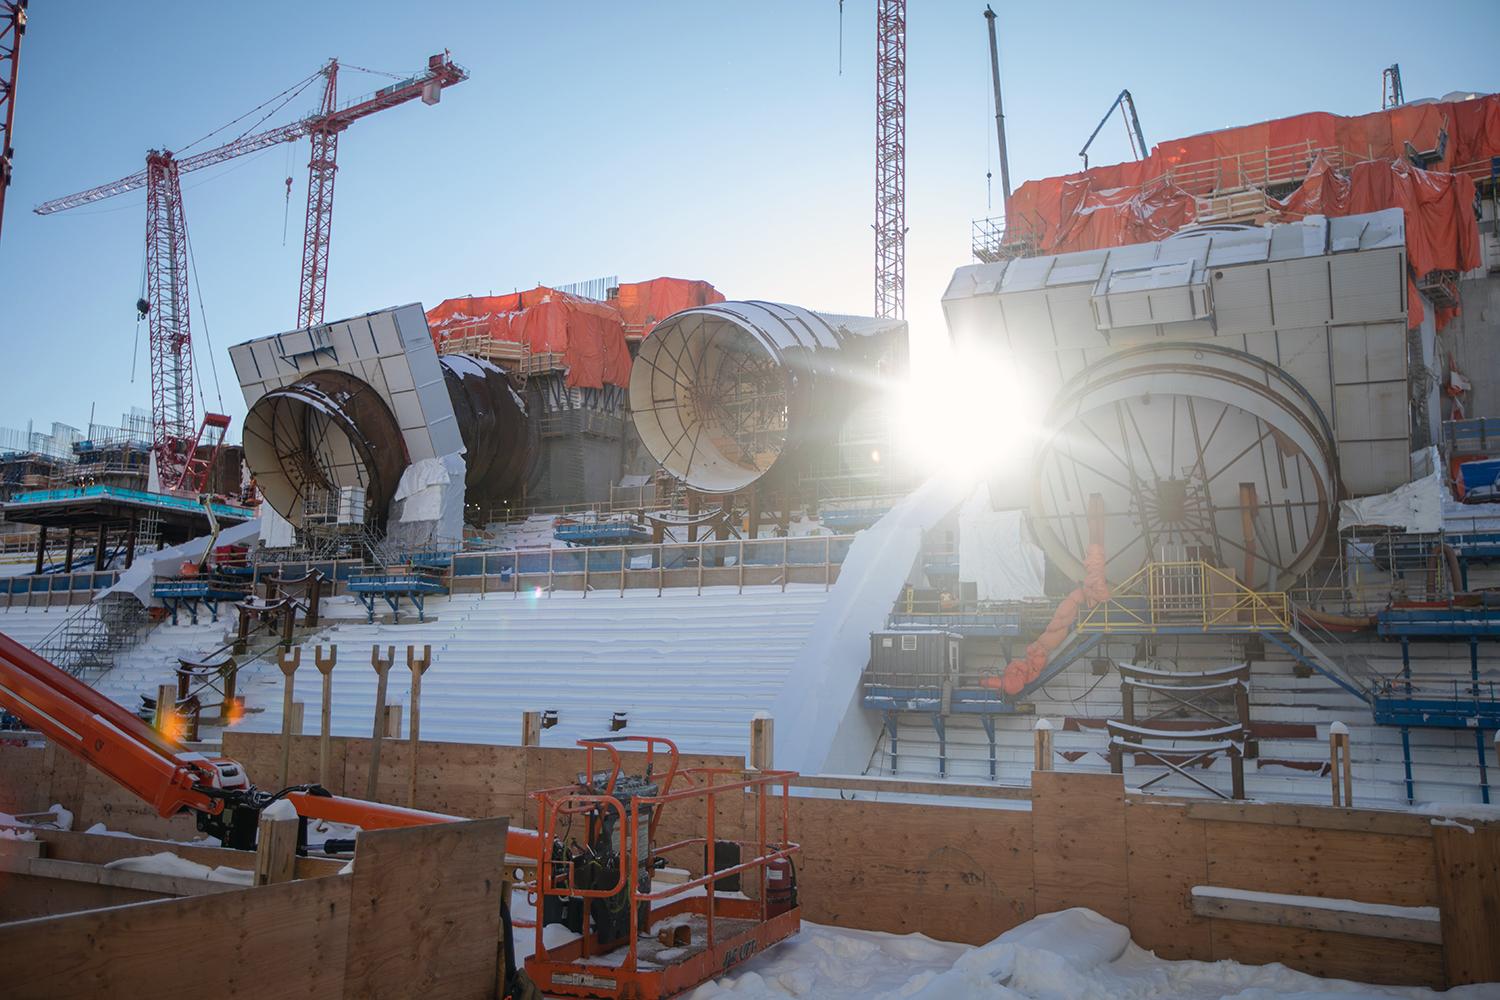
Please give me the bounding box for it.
[0,631,232,820]
[285,791,541,859]
[0,630,541,858]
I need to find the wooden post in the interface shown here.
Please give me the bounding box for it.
[367,645,395,799]
[521,711,542,748]
[153,683,177,735]
[749,715,773,770]
[253,809,299,886]
[276,647,301,787]
[384,704,403,738]
[406,644,432,808]
[234,604,252,655]
[1239,482,1259,588]
[305,572,323,627]
[280,600,297,647]
[314,645,337,789]
[1329,721,1352,806]
[1033,718,1054,771]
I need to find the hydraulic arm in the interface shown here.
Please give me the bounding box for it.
[0,630,539,856]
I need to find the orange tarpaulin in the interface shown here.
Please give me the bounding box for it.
[1004,93,1495,329]
[1275,156,1480,329]
[425,277,724,389]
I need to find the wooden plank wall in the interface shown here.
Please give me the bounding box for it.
[0,819,507,1000]
[13,732,1500,989]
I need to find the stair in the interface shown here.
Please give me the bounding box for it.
[34,594,150,679]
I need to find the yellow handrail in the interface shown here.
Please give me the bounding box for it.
[1078,561,1289,633]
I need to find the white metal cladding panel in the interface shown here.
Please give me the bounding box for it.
[1268,217,1328,260]
[1339,440,1412,496]
[1334,382,1409,441]
[1331,323,1407,384]
[997,289,1054,347]
[1048,285,1100,347]
[1206,228,1272,267]
[366,308,403,355]
[1000,255,1057,292]
[380,353,415,393]
[1270,327,1335,422]
[1268,258,1333,328]
[1047,251,1108,287]
[1211,263,1274,335]
[1330,248,1406,323]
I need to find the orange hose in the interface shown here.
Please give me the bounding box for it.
[984,542,1110,695]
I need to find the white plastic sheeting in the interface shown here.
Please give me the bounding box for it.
[958,484,1045,600]
[771,475,972,774]
[1338,470,1443,534]
[387,452,466,550]
[97,518,261,606]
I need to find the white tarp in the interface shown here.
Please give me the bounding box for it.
[386,452,466,551]
[1338,470,1443,534]
[958,483,1046,600]
[97,518,261,606]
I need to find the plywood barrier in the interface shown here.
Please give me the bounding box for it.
[0,818,508,1000]
[8,731,1499,989]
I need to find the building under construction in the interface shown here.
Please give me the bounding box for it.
[3,20,1500,1000]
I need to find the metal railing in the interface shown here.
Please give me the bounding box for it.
[1078,561,1290,633]
[471,534,856,597]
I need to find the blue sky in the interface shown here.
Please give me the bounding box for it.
[1,0,1495,436]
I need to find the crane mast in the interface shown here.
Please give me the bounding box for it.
[299,61,340,330]
[0,0,27,245]
[143,152,197,486]
[874,0,906,321]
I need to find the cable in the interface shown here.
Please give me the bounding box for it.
[183,225,224,413]
[175,68,322,157]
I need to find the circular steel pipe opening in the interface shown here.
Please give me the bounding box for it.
[630,302,881,494]
[1030,343,1338,591]
[243,370,408,528]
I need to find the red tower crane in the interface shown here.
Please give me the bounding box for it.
[0,0,27,245]
[874,0,905,321]
[35,53,467,492]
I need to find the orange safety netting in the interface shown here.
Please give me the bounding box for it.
[1005,92,1498,329]
[425,277,723,389]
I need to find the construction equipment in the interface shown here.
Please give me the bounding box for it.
[1079,89,1147,169]
[0,0,25,244]
[35,53,467,490]
[982,4,1011,204]
[1383,63,1405,110]
[0,631,801,998]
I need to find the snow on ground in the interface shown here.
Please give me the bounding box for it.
[685,909,1500,1000]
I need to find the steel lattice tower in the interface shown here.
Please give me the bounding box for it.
[0,1,27,244]
[874,0,905,320]
[298,61,340,329]
[143,152,195,486]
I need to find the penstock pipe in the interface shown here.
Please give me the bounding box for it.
[285,790,542,859]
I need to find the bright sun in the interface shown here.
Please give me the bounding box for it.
[892,341,1044,488]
